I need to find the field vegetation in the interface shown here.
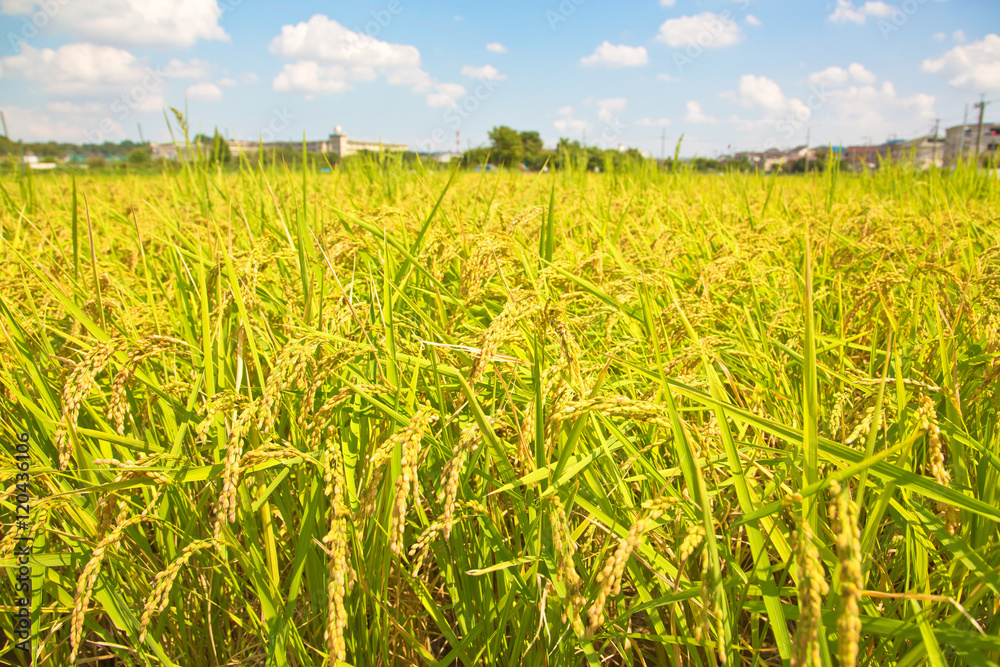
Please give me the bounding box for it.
[1,147,999,666]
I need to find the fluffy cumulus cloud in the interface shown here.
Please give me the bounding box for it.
[269,14,465,108]
[746,15,762,26]
[163,58,212,79]
[637,117,671,127]
[656,12,743,48]
[593,97,626,123]
[2,0,228,48]
[798,69,937,142]
[0,104,99,141]
[580,41,648,68]
[922,34,1000,91]
[827,0,898,25]
[0,42,162,102]
[684,101,717,124]
[660,0,677,6]
[727,75,811,120]
[808,62,877,87]
[425,83,467,109]
[554,106,590,134]
[486,42,507,53]
[826,82,935,131]
[186,82,222,100]
[460,64,506,81]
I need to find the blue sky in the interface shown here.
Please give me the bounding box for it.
[0,0,997,156]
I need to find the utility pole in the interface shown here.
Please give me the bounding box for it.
[804,127,811,173]
[957,104,969,163]
[931,118,940,167]
[137,123,145,145]
[974,94,988,165]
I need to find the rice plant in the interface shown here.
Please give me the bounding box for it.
[1,153,998,666]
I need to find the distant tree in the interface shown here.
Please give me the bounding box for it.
[86,156,106,168]
[488,126,523,166]
[520,130,547,169]
[461,146,492,168]
[128,147,151,165]
[209,128,231,166]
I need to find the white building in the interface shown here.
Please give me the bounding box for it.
[316,126,409,157]
[944,122,1000,166]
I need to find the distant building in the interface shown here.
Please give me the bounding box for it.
[733,147,792,172]
[944,122,1000,166]
[151,142,179,160]
[884,135,944,169]
[316,126,408,157]
[841,145,888,171]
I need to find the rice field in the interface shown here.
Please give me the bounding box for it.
[1,154,999,666]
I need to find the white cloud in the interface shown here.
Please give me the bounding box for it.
[684,100,717,124]
[554,106,590,134]
[3,0,227,48]
[460,64,506,81]
[952,29,966,43]
[1,0,34,12]
[657,73,679,82]
[0,42,162,104]
[932,32,947,41]
[486,42,508,53]
[809,66,849,87]
[746,15,762,26]
[637,117,671,127]
[425,83,466,109]
[822,81,936,135]
[660,0,677,6]
[580,41,648,68]
[922,34,1000,91]
[808,62,877,86]
[273,62,355,94]
[218,73,257,87]
[269,14,464,107]
[593,97,626,123]
[728,74,810,121]
[163,58,211,79]
[827,0,898,25]
[0,104,104,142]
[186,82,222,100]
[656,12,743,48]
[848,63,878,84]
